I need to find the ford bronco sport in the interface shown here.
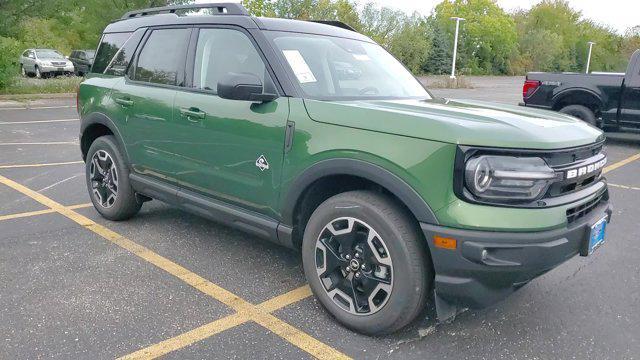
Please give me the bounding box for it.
[78,3,612,335]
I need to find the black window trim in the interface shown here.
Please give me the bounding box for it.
[181,24,284,97]
[125,25,193,90]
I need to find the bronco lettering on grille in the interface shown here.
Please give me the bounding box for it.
[566,158,607,179]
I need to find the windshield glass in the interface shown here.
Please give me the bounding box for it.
[36,50,64,59]
[267,31,430,100]
[85,50,95,60]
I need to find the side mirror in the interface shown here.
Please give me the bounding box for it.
[65,56,69,59]
[217,72,277,102]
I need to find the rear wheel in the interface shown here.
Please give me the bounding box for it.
[85,135,142,221]
[560,105,597,126]
[302,190,432,335]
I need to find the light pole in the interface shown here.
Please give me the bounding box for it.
[586,41,596,74]
[450,17,465,79]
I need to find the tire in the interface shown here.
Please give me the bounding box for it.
[35,66,42,79]
[302,190,432,335]
[85,135,142,221]
[559,105,597,126]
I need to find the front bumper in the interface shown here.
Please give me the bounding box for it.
[40,64,74,74]
[421,200,612,320]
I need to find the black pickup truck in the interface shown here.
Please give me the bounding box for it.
[521,49,640,131]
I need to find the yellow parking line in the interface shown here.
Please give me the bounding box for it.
[120,313,248,359]
[0,118,78,125]
[121,285,313,359]
[608,183,640,191]
[604,153,640,174]
[0,161,84,169]
[0,141,77,146]
[0,203,91,222]
[0,175,348,360]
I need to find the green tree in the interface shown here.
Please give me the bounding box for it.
[423,23,450,75]
[433,0,518,75]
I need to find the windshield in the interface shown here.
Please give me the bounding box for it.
[36,50,64,59]
[267,31,430,100]
[85,50,95,60]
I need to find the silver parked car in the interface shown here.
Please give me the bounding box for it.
[19,49,75,78]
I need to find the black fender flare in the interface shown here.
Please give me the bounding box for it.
[281,158,439,226]
[551,88,604,111]
[80,112,130,163]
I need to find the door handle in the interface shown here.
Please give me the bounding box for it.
[180,107,206,120]
[114,97,134,107]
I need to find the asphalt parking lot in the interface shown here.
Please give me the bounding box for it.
[1,81,639,359]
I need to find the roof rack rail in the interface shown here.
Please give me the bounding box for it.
[307,20,356,32]
[121,3,249,19]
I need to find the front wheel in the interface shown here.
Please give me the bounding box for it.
[85,135,142,221]
[35,66,42,79]
[302,190,432,335]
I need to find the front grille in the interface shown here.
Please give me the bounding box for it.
[51,61,66,66]
[566,190,607,223]
[545,142,606,198]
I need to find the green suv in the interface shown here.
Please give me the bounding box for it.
[78,3,612,335]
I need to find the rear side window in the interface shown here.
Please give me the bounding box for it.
[92,32,132,74]
[104,30,144,76]
[133,28,190,86]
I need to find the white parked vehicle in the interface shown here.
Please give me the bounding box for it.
[19,49,74,78]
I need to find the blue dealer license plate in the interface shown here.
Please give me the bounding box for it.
[587,216,607,255]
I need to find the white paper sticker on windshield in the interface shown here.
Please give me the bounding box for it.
[283,50,317,83]
[353,54,370,61]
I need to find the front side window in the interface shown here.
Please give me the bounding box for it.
[266,31,429,100]
[133,28,190,86]
[193,28,275,93]
[93,32,132,73]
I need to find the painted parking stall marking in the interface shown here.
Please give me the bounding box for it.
[0,174,349,360]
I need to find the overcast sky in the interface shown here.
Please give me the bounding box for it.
[367,0,639,34]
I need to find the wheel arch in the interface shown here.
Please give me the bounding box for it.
[281,158,438,249]
[80,112,129,164]
[552,89,603,114]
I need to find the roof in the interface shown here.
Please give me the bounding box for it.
[103,3,371,42]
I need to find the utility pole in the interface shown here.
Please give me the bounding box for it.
[586,41,596,74]
[450,17,465,79]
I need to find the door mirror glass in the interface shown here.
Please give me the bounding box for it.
[217,72,277,102]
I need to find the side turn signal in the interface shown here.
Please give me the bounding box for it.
[434,235,457,250]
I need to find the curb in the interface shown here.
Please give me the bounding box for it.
[0,93,75,101]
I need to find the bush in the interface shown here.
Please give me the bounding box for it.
[0,36,21,89]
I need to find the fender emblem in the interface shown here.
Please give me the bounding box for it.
[256,155,269,171]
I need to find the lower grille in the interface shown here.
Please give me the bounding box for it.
[566,191,606,223]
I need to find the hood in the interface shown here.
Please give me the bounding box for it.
[303,98,603,149]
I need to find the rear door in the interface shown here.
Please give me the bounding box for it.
[619,53,640,127]
[172,27,289,216]
[110,27,192,183]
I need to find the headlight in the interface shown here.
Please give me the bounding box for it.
[464,155,557,203]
